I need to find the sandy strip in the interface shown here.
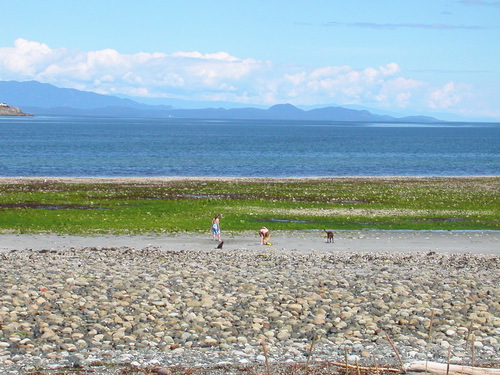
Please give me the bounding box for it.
[1,176,498,184]
[1,230,498,254]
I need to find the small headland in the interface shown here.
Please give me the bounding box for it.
[0,102,32,116]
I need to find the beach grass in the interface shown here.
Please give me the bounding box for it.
[0,176,498,234]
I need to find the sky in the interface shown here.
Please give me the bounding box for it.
[0,0,499,121]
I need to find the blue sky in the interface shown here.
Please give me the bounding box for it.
[1,0,499,120]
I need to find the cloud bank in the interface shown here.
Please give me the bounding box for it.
[0,39,497,119]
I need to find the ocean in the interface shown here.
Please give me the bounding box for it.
[0,116,499,177]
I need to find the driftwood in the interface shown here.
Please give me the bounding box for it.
[326,361,401,373]
[406,361,500,375]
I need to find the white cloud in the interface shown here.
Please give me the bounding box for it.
[0,38,267,98]
[171,51,240,61]
[0,38,497,119]
[376,77,426,108]
[274,63,407,106]
[427,81,463,109]
[1,39,54,75]
[425,81,500,119]
[1,39,405,104]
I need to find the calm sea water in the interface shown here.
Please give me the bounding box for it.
[0,116,499,177]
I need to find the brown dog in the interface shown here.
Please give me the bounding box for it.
[324,229,334,243]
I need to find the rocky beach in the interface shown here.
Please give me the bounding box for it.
[1,231,499,374]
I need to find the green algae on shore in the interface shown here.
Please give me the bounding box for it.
[0,176,498,234]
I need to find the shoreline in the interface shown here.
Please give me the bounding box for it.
[0,175,499,184]
[0,175,500,185]
[1,230,498,254]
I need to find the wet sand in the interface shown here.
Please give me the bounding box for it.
[1,230,498,254]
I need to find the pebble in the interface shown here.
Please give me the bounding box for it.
[0,246,499,374]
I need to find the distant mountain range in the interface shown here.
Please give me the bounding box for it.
[0,80,440,122]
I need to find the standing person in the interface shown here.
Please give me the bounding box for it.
[211,214,221,241]
[259,226,271,245]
